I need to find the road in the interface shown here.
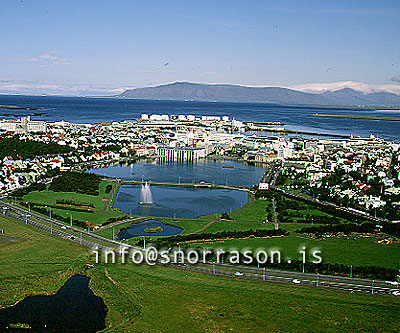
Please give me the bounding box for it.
[1,200,398,296]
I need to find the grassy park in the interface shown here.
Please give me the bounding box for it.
[17,179,127,226]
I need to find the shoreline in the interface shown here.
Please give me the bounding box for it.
[310,114,400,121]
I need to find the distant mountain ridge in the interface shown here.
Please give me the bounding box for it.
[118,82,400,107]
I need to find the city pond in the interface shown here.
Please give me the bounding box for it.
[0,275,107,332]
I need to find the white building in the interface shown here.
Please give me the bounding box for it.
[0,116,47,134]
[157,146,207,161]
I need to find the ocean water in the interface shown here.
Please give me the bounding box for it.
[0,95,399,141]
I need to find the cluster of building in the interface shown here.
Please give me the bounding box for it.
[1,115,400,220]
[0,155,65,193]
[277,135,400,215]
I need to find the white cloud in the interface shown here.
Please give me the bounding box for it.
[28,53,59,62]
[288,81,400,95]
[27,53,72,67]
[0,81,130,96]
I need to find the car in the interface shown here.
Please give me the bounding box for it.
[61,226,67,230]
[292,279,301,284]
[234,271,244,277]
[392,290,400,296]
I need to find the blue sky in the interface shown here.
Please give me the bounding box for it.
[1,0,399,95]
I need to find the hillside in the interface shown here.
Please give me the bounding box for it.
[118,82,338,105]
[118,82,400,107]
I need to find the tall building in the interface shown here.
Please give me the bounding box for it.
[157,146,207,161]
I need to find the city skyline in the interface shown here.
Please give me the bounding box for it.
[1,0,399,96]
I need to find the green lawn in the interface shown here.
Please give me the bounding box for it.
[0,234,21,245]
[18,180,127,226]
[1,216,399,332]
[21,180,116,211]
[191,234,400,269]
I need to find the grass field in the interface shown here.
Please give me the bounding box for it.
[0,234,21,245]
[1,216,399,332]
[0,216,89,307]
[191,234,400,269]
[88,262,400,332]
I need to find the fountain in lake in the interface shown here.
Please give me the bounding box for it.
[140,182,153,205]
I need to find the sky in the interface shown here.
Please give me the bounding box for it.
[0,0,399,96]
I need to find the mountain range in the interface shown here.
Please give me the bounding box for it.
[118,82,400,107]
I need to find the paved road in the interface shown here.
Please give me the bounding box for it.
[1,200,399,296]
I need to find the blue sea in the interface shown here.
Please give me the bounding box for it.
[0,95,399,141]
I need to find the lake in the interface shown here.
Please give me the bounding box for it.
[114,184,249,218]
[90,159,266,187]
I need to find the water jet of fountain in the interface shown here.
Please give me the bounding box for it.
[140,182,153,205]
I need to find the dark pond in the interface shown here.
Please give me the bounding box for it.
[118,219,183,240]
[0,275,107,332]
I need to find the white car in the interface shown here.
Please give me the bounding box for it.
[61,226,67,230]
[292,279,301,284]
[234,271,244,277]
[392,290,400,296]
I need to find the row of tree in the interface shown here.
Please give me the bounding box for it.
[149,229,288,248]
[295,222,376,235]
